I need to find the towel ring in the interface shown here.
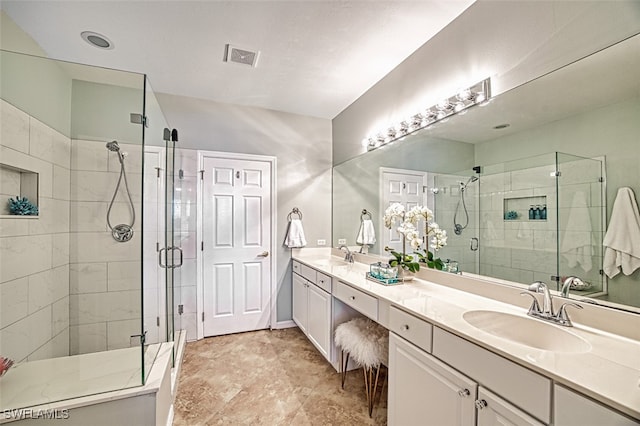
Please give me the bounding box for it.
[361,209,372,221]
[288,207,303,221]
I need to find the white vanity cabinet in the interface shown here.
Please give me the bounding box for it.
[476,388,545,426]
[292,261,332,360]
[553,385,640,426]
[389,332,477,426]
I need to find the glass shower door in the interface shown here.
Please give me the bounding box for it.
[556,153,605,297]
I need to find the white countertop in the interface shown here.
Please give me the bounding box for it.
[292,250,640,421]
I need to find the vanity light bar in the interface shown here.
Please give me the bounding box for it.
[363,78,491,151]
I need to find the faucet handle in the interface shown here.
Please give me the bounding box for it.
[554,302,583,326]
[520,292,542,315]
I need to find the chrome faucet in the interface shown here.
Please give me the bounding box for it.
[338,244,354,263]
[521,281,583,327]
[561,276,584,297]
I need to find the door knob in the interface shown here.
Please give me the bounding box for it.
[258,251,269,257]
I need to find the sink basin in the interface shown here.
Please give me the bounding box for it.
[462,310,591,353]
[310,258,347,267]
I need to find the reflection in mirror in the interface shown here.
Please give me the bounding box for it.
[333,33,640,311]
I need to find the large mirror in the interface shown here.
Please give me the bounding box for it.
[333,33,640,312]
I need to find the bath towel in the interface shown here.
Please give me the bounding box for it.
[561,191,593,272]
[603,187,640,278]
[356,219,376,246]
[284,219,307,248]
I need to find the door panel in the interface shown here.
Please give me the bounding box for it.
[202,156,272,336]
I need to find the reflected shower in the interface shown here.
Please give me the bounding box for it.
[106,141,136,242]
[453,175,478,235]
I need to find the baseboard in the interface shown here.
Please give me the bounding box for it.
[272,320,297,329]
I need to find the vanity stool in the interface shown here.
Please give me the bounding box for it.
[334,317,389,417]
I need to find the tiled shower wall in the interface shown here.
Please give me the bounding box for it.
[0,99,70,362]
[477,159,603,291]
[68,139,142,354]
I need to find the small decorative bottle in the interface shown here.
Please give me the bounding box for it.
[541,204,547,220]
[529,205,535,220]
[534,205,541,220]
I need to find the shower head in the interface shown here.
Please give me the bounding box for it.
[106,141,120,152]
[469,176,479,183]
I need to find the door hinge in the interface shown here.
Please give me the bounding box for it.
[178,304,184,315]
[156,167,161,178]
[156,242,160,252]
[201,241,204,251]
[202,312,205,322]
[200,170,205,180]
[598,177,604,183]
[130,113,149,128]
[156,316,160,327]
[550,171,561,177]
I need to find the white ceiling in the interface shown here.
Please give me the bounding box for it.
[1,0,475,119]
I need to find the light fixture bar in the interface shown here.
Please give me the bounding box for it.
[363,78,491,151]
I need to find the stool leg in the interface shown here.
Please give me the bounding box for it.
[370,365,383,417]
[340,350,350,390]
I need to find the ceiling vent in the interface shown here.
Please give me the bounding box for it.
[224,44,259,67]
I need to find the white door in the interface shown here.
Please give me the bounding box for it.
[380,169,427,252]
[292,273,308,333]
[388,333,477,426]
[306,283,331,359]
[476,388,545,426]
[202,156,272,336]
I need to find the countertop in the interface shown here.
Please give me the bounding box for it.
[292,250,640,421]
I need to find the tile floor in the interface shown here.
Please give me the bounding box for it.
[173,327,387,425]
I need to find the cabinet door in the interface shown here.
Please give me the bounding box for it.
[292,273,308,333]
[307,283,331,359]
[389,333,477,426]
[554,385,639,426]
[477,388,546,426]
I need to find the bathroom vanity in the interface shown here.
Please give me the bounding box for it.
[291,248,640,425]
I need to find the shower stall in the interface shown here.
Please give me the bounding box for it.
[433,152,606,297]
[0,50,182,413]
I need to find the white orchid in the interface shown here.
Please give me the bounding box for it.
[384,203,448,270]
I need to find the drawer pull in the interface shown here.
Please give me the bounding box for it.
[319,279,324,283]
[350,296,356,301]
[457,389,470,397]
[475,399,488,410]
[401,324,410,331]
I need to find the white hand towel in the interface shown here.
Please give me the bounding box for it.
[603,187,640,278]
[284,219,307,248]
[561,191,594,272]
[356,219,376,245]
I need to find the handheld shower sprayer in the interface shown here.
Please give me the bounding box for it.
[105,141,135,242]
[453,175,478,235]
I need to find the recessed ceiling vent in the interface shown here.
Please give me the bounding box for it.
[224,44,259,67]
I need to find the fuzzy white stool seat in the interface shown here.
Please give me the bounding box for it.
[335,317,389,417]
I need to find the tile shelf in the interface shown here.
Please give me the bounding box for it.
[0,162,39,218]
[503,195,547,222]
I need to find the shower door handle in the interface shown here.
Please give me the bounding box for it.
[470,238,479,251]
[158,247,167,268]
[169,246,183,269]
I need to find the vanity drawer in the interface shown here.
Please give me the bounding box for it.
[292,260,303,276]
[334,281,378,321]
[433,327,551,424]
[299,263,317,283]
[316,272,332,293]
[389,306,432,353]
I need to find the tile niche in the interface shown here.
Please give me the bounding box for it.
[0,162,39,217]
